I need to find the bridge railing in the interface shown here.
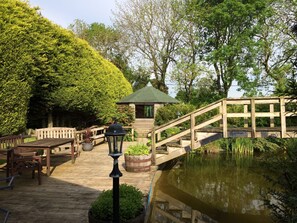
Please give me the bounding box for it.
[150,96,297,164]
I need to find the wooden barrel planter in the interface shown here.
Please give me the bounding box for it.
[124,154,152,172]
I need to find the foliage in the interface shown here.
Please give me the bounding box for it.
[198,137,281,154]
[124,144,150,156]
[257,1,297,95]
[198,139,225,153]
[110,0,297,98]
[171,27,209,103]
[83,128,93,143]
[231,138,254,155]
[124,129,138,142]
[114,0,186,93]
[0,0,132,134]
[192,0,270,97]
[0,78,31,135]
[90,184,143,222]
[154,103,196,126]
[176,76,223,107]
[114,105,134,126]
[68,20,136,88]
[253,137,280,152]
[262,138,297,223]
[125,131,138,142]
[164,127,181,137]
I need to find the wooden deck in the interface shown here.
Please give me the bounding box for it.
[0,142,156,223]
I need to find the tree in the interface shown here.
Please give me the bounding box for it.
[0,0,132,134]
[68,20,140,90]
[69,20,121,62]
[187,0,271,97]
[113,0,186,93]
[0,77,31,135]
[256,0,297,95]
[171,10,210,103]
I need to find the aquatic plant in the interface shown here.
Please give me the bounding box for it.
[232,138,254,155]
[263,138,297,222]
[253,138,280,152]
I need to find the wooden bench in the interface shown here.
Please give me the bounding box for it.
[73,125,135,148]
[88,126,135,143]
[34,127,80,156]
[89,127,106,145]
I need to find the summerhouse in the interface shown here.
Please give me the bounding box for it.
[117,83,179,137]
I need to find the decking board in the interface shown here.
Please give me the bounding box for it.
[0,142,155,223]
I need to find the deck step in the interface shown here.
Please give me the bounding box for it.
[166,143,182,148]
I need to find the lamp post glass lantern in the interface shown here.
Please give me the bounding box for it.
[105,122,126,223]
[107,135,124,156]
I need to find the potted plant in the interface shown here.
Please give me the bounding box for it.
[124,144,151,172]
[88,184,145,223]
[82,128,94,151]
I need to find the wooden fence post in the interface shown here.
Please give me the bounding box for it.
[191,114,195,150]
[280,97,286,138]
[131,128,134,141]
[270,104,275,128]
[151,128,156,165]
[222,100,228,138]
[251,99,256,138]
[244,104,248,128]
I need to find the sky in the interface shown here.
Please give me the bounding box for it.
[28,0,122,28]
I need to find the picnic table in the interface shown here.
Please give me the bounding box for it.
[16,138,75,176]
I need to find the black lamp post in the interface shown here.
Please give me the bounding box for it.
[105,122,126,223]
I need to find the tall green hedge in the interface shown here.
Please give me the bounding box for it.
[0,0,132,135]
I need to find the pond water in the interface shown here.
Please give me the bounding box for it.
[148,153,273,223]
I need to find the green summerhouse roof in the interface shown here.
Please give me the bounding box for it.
[117,85,179,104]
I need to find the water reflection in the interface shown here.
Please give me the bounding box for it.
[149,153,273,223]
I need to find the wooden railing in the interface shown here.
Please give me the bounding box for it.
[151,97,297,164]
[76,125,135,145]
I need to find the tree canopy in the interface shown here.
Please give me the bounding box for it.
[111,0,297,102]
[0,0,132,136]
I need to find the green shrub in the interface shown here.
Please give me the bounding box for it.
[124,144,150,155]
[90,184,143,222]
[154,103,196,126]
[114,105,135,126]
[262,138,297,222]
[124,129,138,142]
[164,127,181,137]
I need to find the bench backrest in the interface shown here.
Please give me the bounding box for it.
[35,127,76,140]
[0,135,24,150]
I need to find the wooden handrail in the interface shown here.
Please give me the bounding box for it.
[150,96,297,165]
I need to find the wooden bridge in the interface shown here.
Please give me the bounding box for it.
[150,97,297,165]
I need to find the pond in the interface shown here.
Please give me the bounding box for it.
[148,153,273,223]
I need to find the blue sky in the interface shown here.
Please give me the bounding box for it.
[28,0,122,28]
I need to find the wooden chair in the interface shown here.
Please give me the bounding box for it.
[10,149,42,185]
[0,135,42,185]
[0,176,15,223]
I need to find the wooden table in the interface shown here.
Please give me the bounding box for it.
[17,138,75,176]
